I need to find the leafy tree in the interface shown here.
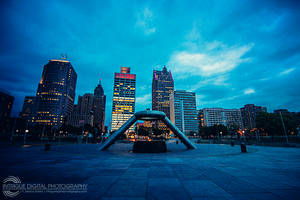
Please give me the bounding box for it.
[256,112,300,136]
[198,124,228,138]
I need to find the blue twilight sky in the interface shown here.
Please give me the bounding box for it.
[1,0,300,126]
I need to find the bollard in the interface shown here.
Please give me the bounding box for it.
[231,141,235,147]
[45,143,50,151]
[240,143,247,153]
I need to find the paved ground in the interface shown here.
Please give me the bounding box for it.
[1,141,300,199]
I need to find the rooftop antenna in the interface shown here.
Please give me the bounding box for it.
[61,53,67,60]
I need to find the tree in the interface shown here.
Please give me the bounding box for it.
[256,112,300,136]
[198,124,228,138]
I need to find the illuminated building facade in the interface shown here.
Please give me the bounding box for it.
[111,67,136,131]
[34,59,77,127]
[19,96,36,123]
[198,109,204,128]
[93,80,106,132]
[152,66,174,130]
[170,90,197,134]
[240,104,267,129]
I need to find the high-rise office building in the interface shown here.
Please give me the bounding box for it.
[202,108,243,129]
[67,80,106,131]
[152,66,174,130]
[93,80,106,132]
[78,94,94,114]
[240,104,267,129]
[0,91,14,119]
[170,90,197,134]
[34,59,77,127]
[111,67,136,131]
[67,94,94,127]
[19,96,36,123]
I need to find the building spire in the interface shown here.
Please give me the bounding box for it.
[162,65,167,72]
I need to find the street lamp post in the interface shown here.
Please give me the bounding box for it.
[10,117,17,144]
[279,111,289,144]
[24,120,29,145]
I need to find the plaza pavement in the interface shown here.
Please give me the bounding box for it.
[1,141,300,199]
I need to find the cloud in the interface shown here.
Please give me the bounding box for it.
[190,75,229,91]
[168,43,253,77]
[136,7,156,35]
[279,67,296,76]
[244,88,255,95]
[136,93,151,105]
[205,41,225,51]
[260,13,285,32]
[259,77,271,81]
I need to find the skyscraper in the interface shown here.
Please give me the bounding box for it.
[34,59,77,127]
[78,94,94,114]
[170,90,197,134]
[240,104,267,129]
[111,67,136,131]
[19,96,36,123]
[93,80,106,132]
[152,66,174,130]
[67,94,94,127]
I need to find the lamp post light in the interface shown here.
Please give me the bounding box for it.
[242,130,245,142]
[24,129,29,144]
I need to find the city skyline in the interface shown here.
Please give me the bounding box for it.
[1,0,300,127]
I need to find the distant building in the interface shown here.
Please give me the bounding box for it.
[152,66,174,130]
[67,80,106,131]
[0,91,14,120]
[93,80,106,132]
[67,112,93,128]
[19,96,36,123]
[170,90,197,134]
[240,104,267,129]
[78,94,94,114]
[34,59,77,127]
[274,109,289,114]
[111,67,136,132]
[224,109,244,129]
[67,94,94,127]
[202,108,243,129]
[203,108,225,127]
